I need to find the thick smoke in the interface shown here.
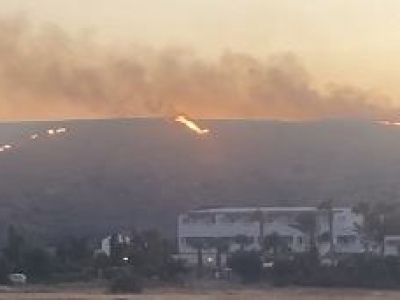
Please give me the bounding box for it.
[0,15,397,121]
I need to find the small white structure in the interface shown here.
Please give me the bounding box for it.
[97,233,131,256]
[8,273,27,285]
[178,206,363,266]
[384,236,400,256]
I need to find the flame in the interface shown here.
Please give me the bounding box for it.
[377,120,400,127]
[175,115,210,135]
[56,127,67,133]
[0,126,68,155]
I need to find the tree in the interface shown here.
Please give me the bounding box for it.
[227,251,262,283]
[374,202,398,255]
[57,236,92,266]
[23,248,53,282]
[0,256,11,284]
[295,211,317,253]
[353,201,398,255]
[130,229,175,279]
[186,237,209,278]
[3,225,24,272]
[318,199,335,258]
[353,201,379,253]
[209,237,230,269]
[93,252,110,279]
[252,210,265,249]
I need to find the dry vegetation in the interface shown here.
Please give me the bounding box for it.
[0,288,399,300]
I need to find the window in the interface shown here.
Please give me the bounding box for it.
[280,236,294,245]
[183,213,216,224]
[386,239,400,247]
[337,235,356,245]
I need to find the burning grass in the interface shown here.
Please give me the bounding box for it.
[175,115,210,135]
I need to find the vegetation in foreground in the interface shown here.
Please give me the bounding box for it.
[1,201,400,293]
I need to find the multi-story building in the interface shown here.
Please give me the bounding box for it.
[177,206,363,266]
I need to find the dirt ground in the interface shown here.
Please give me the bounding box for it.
[0,288,399,300]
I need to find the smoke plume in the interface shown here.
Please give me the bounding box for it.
[0,14,397,121]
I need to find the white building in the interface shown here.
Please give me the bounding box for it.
[96,233,131,256]
[178,206,363,266]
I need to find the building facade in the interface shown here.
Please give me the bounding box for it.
[384,236,400,256]
[178,206,363,266]
[96,233,131,256]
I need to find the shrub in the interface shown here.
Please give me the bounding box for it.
[271,259,295,286]
[109,272,143,294]
[227,251,262,283]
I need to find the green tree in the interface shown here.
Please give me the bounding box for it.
[209,237,230,269]
[295,211,317,253]
[0,256,11,284]
[227,251,262,283]
[93,252,110,279]
[126,230,186,282]
[3,225,24,272]
[252,210,265,249]
[353,201,398,255]
[60,236,91,265]
[23,248,53,282]
[186,237,209,278]
[319,199,335,258]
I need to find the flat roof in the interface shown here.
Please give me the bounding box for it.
[185,206,351,214]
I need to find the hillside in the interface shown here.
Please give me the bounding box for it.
[0,118,399,244]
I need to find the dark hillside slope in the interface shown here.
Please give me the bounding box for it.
[0,118,399,243]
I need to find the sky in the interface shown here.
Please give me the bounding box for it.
[0,0,400,120]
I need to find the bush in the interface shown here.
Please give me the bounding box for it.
[162,258,188,283]
[23,249,53,282]
[109,272,143,294]
[227,251,262,283]
[271,259,295,286]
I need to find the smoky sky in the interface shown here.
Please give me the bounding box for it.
[0,15,398,121]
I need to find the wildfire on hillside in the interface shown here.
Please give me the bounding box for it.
[175,115,210,135]
[0,127,68,155]
[377,120,400,127]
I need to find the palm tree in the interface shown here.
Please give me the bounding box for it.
[374,202,398,255]
[353,201,398,255]
[186,237,209,277]
[318,199,335,258]
[352,201,374,253]
[253,209,265,249]
[209,237,230,269]
[295,211,317,253]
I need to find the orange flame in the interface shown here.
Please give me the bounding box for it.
[0,127,68,155]
[175,115,210,135]
[377,120,400,127]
